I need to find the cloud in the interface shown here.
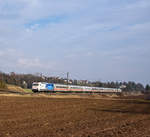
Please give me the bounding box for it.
[17,58,42,68]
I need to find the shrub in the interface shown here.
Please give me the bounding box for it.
[0,81,7,89]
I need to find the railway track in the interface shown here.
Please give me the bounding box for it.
[0,89,121,97]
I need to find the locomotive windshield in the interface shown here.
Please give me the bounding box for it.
[33,83,39,86]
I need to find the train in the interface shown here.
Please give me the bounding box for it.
[32,82,122,94]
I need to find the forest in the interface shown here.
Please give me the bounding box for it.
[0,71,150,92]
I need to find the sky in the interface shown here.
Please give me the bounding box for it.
[0,0,150,84]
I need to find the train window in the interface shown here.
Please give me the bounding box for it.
[56,86,67,88]
[71,87,81,89]
[70,87,76,89]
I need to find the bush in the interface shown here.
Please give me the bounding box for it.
[0,81,7,89]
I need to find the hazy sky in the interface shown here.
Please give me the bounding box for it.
[0,0,150,84]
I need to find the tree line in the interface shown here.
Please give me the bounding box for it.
[0,71,150,93]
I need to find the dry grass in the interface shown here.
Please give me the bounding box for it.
[7,84,25,92]
[7,84,32,93]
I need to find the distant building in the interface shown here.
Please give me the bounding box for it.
[22,81,27,89]
[77,80,89,85]
[120,85,126,89]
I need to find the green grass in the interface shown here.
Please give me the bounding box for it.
[23,88,33,93]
